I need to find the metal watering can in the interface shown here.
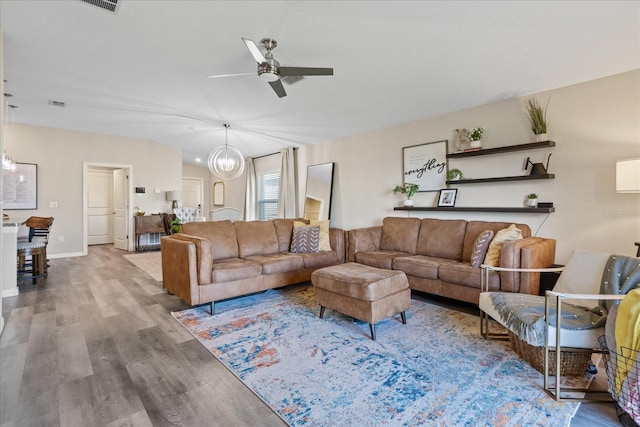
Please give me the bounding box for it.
[525,153,552,175]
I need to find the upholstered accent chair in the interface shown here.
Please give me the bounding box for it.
[173,207,198,224]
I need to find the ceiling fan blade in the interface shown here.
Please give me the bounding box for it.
[242,38,266,64]
[279,67,333,77]
[207,72,255,79]
[269,80,287,98]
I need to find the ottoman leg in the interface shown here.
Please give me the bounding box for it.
[369,323,376,340]
[401,311,407,324]
[319,306,325,319]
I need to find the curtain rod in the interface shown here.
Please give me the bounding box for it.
[250,147,297,160]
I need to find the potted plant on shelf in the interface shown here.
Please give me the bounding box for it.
[526,193,538,207]
[447,168,464,181]
[526,98,549,142]
[170,217,182,234]
[393,183,420,207]
[468,127,484,149]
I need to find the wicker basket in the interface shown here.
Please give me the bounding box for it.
[508,331,592,376]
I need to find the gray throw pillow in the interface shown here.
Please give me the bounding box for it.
[290,225,320,253]
[470,229,494,268]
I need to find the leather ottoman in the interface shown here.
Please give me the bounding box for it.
[311,262,410,339]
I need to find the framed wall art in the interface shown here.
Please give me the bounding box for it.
[402,139,448,192]
[213,181,225,206]
[437,188,458,207]
[2,162,38,210]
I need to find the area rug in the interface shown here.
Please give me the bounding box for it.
[172,285,589,426]
[123,251,162,282]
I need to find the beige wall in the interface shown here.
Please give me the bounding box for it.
[4,124,182,257]
[302,70,640,263]
[4,70,639,264]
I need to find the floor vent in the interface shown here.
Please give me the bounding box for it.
[80,0,120,14]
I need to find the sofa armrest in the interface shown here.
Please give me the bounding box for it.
[500,237,556,294]
[170,233,213,284]
[347,226,382,262]
[160,236,202,305]
[329,228,346,263]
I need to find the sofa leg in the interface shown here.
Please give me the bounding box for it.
[319,306,325,319]
[400,311,407,324]
[369,323,376,340]
[210,302,215,316]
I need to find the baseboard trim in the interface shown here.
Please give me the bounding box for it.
[1,288,19,298]
[49,252,84,259]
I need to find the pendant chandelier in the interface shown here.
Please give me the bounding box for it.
[207,124,245,180]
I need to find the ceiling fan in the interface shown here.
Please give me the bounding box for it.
[208,38,333,98]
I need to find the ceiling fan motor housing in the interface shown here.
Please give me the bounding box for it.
[258,50,280,82]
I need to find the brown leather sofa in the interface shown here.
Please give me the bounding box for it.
[347,217,556,305]
[161,219,346,313]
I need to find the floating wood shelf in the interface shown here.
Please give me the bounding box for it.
[394,206,555,213]
[446,174,554,185]
[447,141,555,159]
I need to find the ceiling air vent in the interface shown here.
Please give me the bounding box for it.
[80,0,120,14]
[49,100,66,108]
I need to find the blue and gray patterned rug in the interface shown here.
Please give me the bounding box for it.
[172,284,586,426]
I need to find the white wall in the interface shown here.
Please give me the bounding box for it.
[302,70,640,263]
[4,124,182,257]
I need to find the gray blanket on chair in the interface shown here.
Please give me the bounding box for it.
[491,254,640,347]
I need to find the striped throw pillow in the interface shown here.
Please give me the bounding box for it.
[291,225,320,253]
[470,229,494,268]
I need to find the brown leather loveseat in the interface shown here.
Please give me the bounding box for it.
[348,217,556,304]
[161,219,346,313]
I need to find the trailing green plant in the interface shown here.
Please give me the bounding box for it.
[170,217,182,234]
[468,127,484,141]
[393,183,420,199]
[447,168,464,180]
[526,98,549,135]
[526,193,538,199]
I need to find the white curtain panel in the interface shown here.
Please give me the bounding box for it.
[243,158,257,221]
[277,147,298,218]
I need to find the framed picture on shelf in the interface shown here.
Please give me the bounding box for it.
[437,188,457,207]
[402,139,448,192]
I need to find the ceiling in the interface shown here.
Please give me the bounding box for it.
[2,1,639,165]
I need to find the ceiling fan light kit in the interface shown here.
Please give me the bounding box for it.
[208,124,246,181]
[209,37,333,98]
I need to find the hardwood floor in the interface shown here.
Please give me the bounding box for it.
[1,245,285,427]
[0,245,622,426]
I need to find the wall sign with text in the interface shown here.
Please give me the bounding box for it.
[2,162,38,210]
[402,140,448,192]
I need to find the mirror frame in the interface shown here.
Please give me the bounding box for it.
[303,162,335,221]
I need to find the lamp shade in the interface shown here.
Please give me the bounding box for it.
[165,190,182,201]
[616,158,640,193]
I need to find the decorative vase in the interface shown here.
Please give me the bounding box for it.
[470,139,482,149]
[526,198,538,208]
[404,199,414,207]
[535,133,548,142]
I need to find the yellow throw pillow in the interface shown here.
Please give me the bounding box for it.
[309,220,331,251]
[483,224,523,267]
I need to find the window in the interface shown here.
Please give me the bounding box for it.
[257,170,280,220]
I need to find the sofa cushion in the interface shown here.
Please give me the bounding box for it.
[211,258,262,283]
[244,253,305,274]
[355,250,408,269]
[393,255,460,280]
[273,218,296,252]
[298,250,340,269]
[291,225,320,253]
[470,229,494,268]
[234,221,279,257]
[462,221,531,262]
[439,262,501,290]
[484,224,523,267]
[416,219,467,260]
[181,220,238,260]
[380,217,421,254]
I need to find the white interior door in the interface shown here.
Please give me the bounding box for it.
[113,169,129,251]
[87,169,114,245]
[182,177,203,214]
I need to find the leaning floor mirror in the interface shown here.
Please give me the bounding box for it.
[303,162,335,221]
